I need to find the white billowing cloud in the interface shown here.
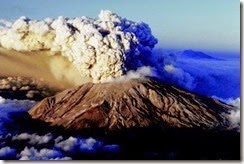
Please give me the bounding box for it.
[54,136,63,143]
[0,96,5,104]
[228,109,240,126]
[212,96,240,130]
[12,133,53,145]
[19,147,65,160]
[164,64,175,72]
[109,66,154,82]
[0,96,36,107]
[0,147,16,159]
[55,136,78,153]
[211,96,240,110]
[225,98,240,129]
[0,10,157,83]
[55,136,103,154]
[123,66,154,79]
[79,137,103,153]
[226,98,240,109]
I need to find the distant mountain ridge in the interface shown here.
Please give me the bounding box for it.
[175,49,222,60]
[181,49,213,58]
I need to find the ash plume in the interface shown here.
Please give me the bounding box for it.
[0,10,239,100]
[0,10,157,83]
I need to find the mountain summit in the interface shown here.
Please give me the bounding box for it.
[180,49,215,59]
[28,78,235,131]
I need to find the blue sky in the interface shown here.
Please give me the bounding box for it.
[0,0,240,53]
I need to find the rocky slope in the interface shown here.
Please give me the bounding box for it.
[28,78,236,131]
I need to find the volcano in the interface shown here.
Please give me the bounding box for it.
[28,78,236,131]
[179,49,215,59]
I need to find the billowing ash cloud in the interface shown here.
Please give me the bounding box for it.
[109,66,155,82]
[0,11,238,100]
[0,10,157,83]
[0,19,12,28]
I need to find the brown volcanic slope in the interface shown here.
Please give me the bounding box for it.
[28,78,235,131]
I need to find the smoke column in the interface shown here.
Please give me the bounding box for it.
[0,10,157,83]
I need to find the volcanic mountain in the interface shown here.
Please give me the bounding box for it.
[28,78,236,131]
[179,49,215,59]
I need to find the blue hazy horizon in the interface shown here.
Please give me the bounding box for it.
[0,0,240,54]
